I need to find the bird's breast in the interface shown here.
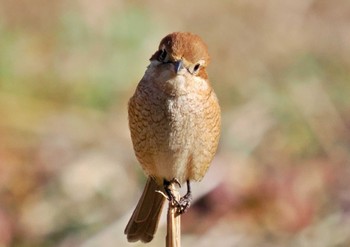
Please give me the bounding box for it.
[129,71,219,182]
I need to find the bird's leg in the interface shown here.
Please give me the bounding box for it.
[164,178,181,207]
[178,180,192,214]
[164,179,192,214]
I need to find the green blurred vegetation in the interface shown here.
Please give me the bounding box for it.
[0,0,349,246]
[0,4,154,110]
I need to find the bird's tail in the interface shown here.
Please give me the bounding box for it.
[124,177,166,243]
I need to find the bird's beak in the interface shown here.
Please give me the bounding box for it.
[174,60,184,74]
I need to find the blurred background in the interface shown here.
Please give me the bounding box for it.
[1,0,350,246]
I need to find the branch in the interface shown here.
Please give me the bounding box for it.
[166,183,181,247]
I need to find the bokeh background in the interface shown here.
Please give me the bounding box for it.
[1,0,350,246]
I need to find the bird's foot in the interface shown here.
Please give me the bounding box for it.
[177,191,192,214]
[164,178,181,208]
[163,179,192,214]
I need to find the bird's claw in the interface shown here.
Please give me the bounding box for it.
[177,192,192,214]
[164,179,192,214]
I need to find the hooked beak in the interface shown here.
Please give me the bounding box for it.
[174,60,184,74]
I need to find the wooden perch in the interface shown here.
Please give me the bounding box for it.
[166,183,181,247]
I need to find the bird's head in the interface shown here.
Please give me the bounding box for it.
[150,32,210,80]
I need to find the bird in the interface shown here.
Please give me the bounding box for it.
[124,32,221,243]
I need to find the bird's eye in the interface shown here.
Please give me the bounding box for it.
[158,49,167,62]
[193,63,201,73]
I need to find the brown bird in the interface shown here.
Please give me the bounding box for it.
[125,32,221,243]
